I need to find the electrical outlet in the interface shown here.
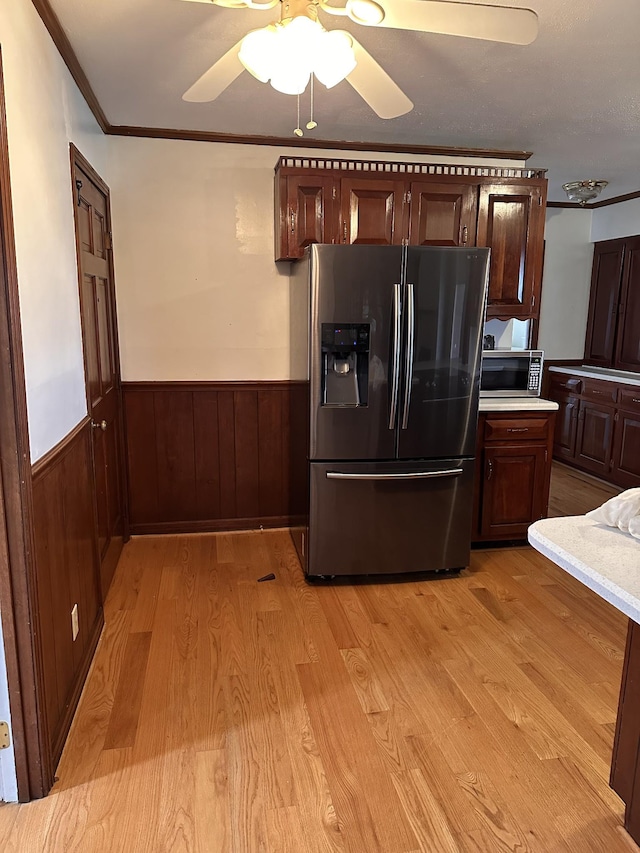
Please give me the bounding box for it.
[71,604,79,641]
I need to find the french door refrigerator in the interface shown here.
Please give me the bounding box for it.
[291,244,490,579]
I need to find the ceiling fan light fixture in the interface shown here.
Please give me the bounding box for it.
[238,16,357,95]
[345,0,385,26]
[562,180,609,206]
[314,30,356,88]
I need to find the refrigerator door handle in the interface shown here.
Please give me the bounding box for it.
[401,282,415,429]
[326,468,464,481]
[388,283,402,429]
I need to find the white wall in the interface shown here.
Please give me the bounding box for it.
[1,0,108,462]
[591,197,640,242]
[108,139,293,380]
[537,208,594,360]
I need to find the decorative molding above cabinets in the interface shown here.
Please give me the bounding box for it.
[275,157,548,321]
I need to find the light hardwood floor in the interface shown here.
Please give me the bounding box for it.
[548,462,621,518]
[0,525,636,852]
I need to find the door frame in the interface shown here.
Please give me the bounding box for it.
[0,47,52,800]
[69,144,129,572]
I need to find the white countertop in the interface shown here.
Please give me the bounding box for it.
[479,397,559,412]
[529,516,640,623]
[549,365,640,387]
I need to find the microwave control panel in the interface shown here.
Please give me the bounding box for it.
[528,355,543,392]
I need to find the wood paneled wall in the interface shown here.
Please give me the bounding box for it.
[123,382,308,534]
[31,419,103,767]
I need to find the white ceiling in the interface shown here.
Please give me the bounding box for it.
[48,0,640,201]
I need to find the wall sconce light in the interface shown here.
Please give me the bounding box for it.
[562,180,608,206]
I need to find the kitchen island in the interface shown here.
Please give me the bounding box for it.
[529,516,640,846]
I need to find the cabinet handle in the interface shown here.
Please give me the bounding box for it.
[633,398,640,404]
[461,225,468,245]
[486,459,493,480]
[507,427,529,433]
[343,222,348,243]
[290,211,295,234]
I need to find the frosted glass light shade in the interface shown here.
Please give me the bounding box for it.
[238,17,357,95]
[314,31,356,88]
[238,27,278,82]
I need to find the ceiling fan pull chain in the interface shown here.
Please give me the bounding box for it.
[307,75,318,130]
[294,94,303,137]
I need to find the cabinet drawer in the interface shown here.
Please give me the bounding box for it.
[484,417,549,442]
[582,379,618,404]
[618,387,640,412]
[549,374,582,396]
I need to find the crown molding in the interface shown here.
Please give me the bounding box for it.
[107,124,533,160]
[30,0,109,132]
[548,190,640,210]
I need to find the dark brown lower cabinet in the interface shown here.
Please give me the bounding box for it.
[612,391,640,488]
[575,400,616,477]
[611,620,640,844]
[548,371,640,488]
[552,394,579,460]
[473,411,555,542]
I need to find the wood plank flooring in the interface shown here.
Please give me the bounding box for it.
[548,462,621,518]
[0,527,636,852]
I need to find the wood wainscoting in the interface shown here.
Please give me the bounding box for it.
[31,418,103,770]
[123,381,308,534]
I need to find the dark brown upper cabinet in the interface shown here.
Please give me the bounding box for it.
[585,235,640,372]
[275,174,337,261]
[340,177,405,246]
[408,180,477,247]
[476,183,546,319]
[274,158,548,321]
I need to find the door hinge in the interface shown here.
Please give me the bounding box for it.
[614,411,619,422]
[538,195,543,206]
[545,449,548,463]
[0,721,10,749]
[104,231,113,251]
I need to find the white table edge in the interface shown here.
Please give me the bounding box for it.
[528,518,640,625]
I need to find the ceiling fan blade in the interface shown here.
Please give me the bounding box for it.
[376,0,538,45]
[183,41,245,102]
[346,38,413,118]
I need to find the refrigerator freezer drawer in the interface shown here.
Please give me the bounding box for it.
[308,459,475,578]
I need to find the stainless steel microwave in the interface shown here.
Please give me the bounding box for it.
[480,349,544,397]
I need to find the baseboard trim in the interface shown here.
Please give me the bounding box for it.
[129,515,298,535]
[50,609,104,769]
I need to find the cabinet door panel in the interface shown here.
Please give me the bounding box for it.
[286,176,335,259]
[584,239,625,367]
[615,236,640,372]
[553,396,579,460]
[408,181,477,246]
[480,444,547,538]
[477,183,546,319]
[611,410,640,488]
[340,178,404,246]
[575,400,615,476]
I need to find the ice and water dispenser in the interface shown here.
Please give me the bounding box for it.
[321,323,369,406]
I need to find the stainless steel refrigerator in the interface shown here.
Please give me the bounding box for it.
[290,244,490,579]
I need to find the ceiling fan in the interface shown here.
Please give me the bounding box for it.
[181,0,538,120]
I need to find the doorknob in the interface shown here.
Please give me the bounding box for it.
[91,419,107,431]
